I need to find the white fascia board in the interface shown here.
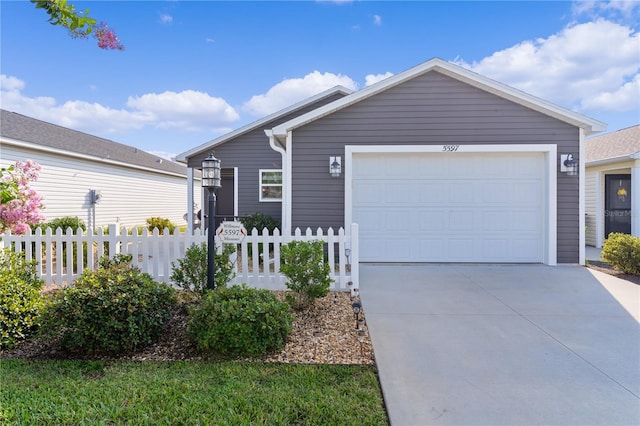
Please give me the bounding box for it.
[586,154,638,168]
[175,85,354,162]
[344,144,558,265]
[2,137,192,179]
[273,58,606,137]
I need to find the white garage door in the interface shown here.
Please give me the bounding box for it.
[352,152,545,262]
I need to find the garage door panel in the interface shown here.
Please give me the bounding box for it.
[354,182,381,204]
[385,183,411,203]
[447,239,476,260]
[482,239,509,259]
[448,211,475,231]
[353,152,544,263]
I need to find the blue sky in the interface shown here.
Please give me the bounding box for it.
[1,1,639,160]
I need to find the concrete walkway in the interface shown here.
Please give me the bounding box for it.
[360,264,640,426]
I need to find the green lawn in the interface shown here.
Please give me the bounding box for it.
[1,360,388,425]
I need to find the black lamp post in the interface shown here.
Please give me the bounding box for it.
[202,153,221,290]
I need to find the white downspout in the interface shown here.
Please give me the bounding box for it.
[265,130,289,234]
[579,128,586,265]
[187,167,194,235]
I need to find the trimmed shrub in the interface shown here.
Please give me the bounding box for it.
[280,240,332,310]
[36,216,87,269]
[146,217,176,235]
[39,254,177,354]
[0,249,44,349]
[37,216,86,233]
[240,212,280,233]
[170,243,237,295]
[601,233,640,275]
[188,285,292,358]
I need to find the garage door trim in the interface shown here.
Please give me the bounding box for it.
[344,144,557,265]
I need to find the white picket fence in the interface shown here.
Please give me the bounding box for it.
[0,224,359,291]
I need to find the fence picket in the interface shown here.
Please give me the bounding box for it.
[2,224,358,291]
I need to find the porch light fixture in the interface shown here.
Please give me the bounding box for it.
[561,154,578,176]
[202,153,222,290]
[351,301,362,329]
[330,156,342,177]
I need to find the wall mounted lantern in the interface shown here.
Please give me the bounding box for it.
[202,153,222,289]
[330,156,342,177]
[560,154,578,176]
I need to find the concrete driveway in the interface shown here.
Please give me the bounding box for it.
[360,264,640,426]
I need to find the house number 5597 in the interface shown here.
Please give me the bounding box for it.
[442,145,460,152]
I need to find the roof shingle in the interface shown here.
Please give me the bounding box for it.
[585,125,640,163]
[1,109,189,176]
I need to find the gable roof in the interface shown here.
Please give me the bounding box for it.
[1,109,190,177]
[271,58,606,143]
[175,85,353,162]
[585,124,640,165]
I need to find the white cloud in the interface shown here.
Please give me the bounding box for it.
[159,14,173,24]
[127,90,239,130]
[205,38,215,43]
[0,75,240,135]
[581,73,640,111]
[243,71,358,116]
[0,74,25,91]
[454,19,639,112]
[365,72,393,87]
[372,14,382,26]
[573,0,640,19]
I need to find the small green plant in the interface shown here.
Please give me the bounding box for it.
[39,254,177,354]
[280,240,332,310]
[602,233,640,275]
[0,249,44,349]
[187,284,292,358]
[146,217,176,235]
[170,243,237,294]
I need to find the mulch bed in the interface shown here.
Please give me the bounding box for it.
[0,291,375,365]
[586,261,640,285]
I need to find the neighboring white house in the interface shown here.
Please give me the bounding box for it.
[0,109,201,231]
[585,125,639,247]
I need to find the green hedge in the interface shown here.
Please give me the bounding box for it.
[188,285,292,358]
[0,249,44,349]
[601,233,640,275]
[40,254,177,355]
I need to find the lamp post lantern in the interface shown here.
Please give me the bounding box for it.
[202,153,221,290]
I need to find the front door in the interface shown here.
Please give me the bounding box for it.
[215,168,235,229]
[605,174,631,237]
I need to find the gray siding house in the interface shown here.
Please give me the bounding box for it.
[180,58,606,265]
[176,86,352,227]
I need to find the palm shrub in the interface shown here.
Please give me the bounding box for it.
[601,233,640,275]
[39,254,177,355]
[0,249,44,349]
[188,284,292,358]
[280,240,332,310]
[170,243,237,295]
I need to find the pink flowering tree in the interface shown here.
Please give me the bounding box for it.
[30,0,124,50]
[0,161,45,235]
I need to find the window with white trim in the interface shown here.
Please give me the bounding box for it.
[259,169,282,202]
